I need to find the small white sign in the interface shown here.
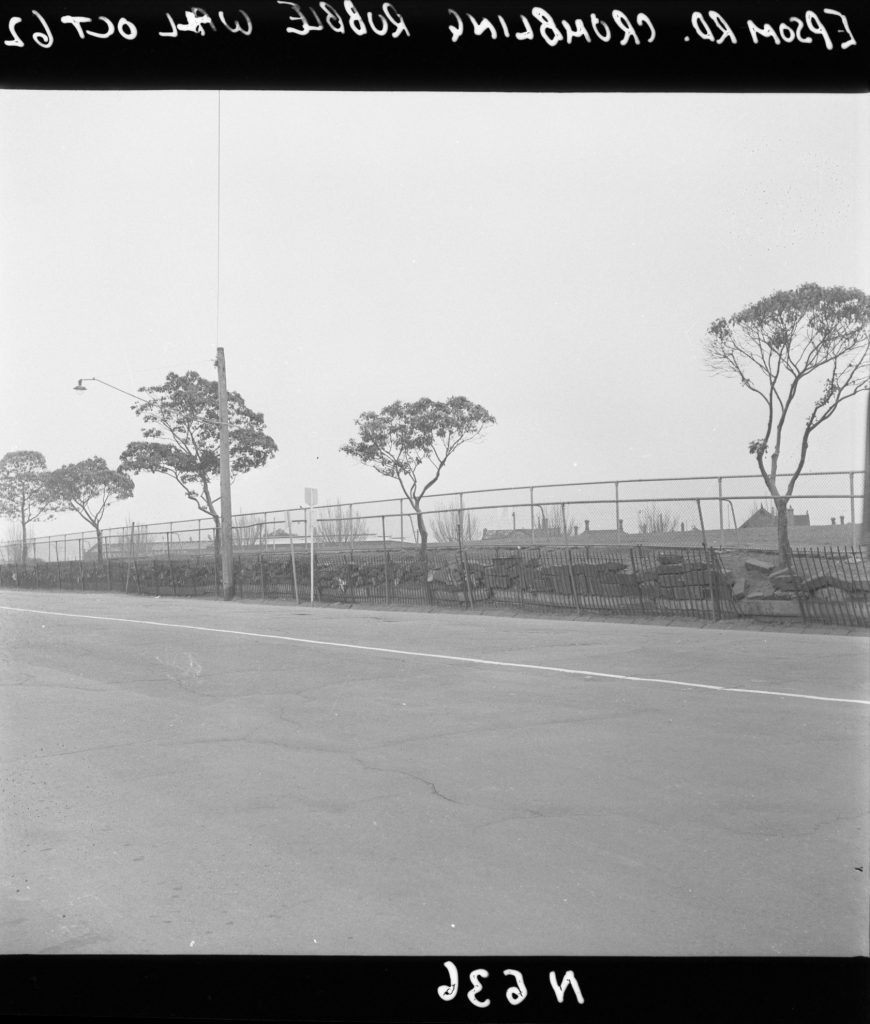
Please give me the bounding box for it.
[304,487,318,507]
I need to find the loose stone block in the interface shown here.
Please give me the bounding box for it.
[745,558,774,574]
[746,583,776,600]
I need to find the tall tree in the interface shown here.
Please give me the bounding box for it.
[118,370,277,554]
[341,397,495,581]
[0,450,56,562]
[316,501,370,545]
[705,283,869,564]
[49,457,134,562]
[430,504,480,545]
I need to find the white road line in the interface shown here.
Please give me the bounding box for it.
[1,603,868,707]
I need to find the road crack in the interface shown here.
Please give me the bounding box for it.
[351,757,461,804]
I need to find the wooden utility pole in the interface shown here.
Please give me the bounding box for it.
[216,347,235,600]
[862,394,870,547]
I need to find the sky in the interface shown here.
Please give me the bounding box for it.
[1,90,868,539]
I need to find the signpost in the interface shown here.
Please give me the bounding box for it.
[305,488,318,604]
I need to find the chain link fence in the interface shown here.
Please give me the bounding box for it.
[2,470,863,566]
[1,472,866,626]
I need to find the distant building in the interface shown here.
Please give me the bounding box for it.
[740,506,810,529]
[481,527,576,543]
[480,528,535,543]
[481,521,628,544]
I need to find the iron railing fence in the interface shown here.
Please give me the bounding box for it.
[3,537,867,627]
[0,543,737,622]
[313,543,739,621]
[787,546,870,629]
[1,470,864,565]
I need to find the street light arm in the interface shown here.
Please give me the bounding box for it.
[75,375,228,433]
[74,377,149,405]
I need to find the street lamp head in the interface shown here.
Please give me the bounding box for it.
[71,376,147,404]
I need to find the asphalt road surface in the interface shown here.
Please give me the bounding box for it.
[1,591,867,955]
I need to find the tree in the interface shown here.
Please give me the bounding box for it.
[316,501,370,545]
[340,397,495,576]
[705,283,869,565]
[430,504,480,546]
[123,517,155,559]
[637,504,682,535]
[2,521,24,564]
[0,451,56,563]
[49,457,134,562]
[118,370,277,556]
[233,512,267,549]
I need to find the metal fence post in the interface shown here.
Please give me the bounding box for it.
[725,500,740,550]
[718,477,724,549]
[309,507,315,605]
[696,499,707,548]
[288,511,300,604]
[849,472,857,547]
[124,550,130,595]
[629,546,645,615]
[707,546,721,621]
[615,481,620,535]
[79,538,85,591]
[167,532,177,597]
[561,503,582,615]
[460,549,474,610]
[382,516,392,603]
[530,487,535,544]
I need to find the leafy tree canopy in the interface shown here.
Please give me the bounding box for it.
[50,456,134,531]
[0,450,55,525]
[341,396,496,508]
[706,283,868,488]
[0,450,56,562]
[119,370,277,523]
[704,282,869,562]
[341,396,495,578]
